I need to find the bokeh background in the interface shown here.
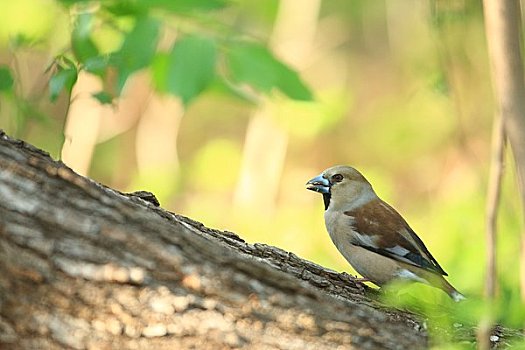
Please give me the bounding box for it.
[1,0,524,330]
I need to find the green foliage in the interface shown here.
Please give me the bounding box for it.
[226,42,313,100]
[9,33,39,49]
[0,65,14,91]
[133,0,228,13]
[379,279,525,347]
[113,16,160,92]
[71,12,99,63]
[43,0,312,106]
[48,58,78,102]
[100,0,228,16]
[83,55,110,77]
[155,36,217,104]
[92,91,114,105]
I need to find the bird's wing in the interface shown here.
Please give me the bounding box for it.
[344,199,448,276]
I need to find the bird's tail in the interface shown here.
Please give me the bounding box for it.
[440,278,466,302]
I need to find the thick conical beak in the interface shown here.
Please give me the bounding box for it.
[306,174,330,194]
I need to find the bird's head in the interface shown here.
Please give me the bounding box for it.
[306,165,375,210]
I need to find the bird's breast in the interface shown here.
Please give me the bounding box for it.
[324,209,358,248]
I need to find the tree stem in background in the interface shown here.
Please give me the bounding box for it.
[233,0,320,213]
[483,0,525,297]
[482,0,525,348]
[485,114,505,299]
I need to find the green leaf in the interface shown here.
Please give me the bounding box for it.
[72,12,99,63]
[104,2,144,16]
[151,52,169,91]
[0,66,14,91]
[61,55,77,69]
[162,36,216,105]
[207,77,259,104]
[113,17,160,92]
[105,0,227,16]
[83,55,109,76]
[56,0,93,6]
[226,42,313,100]
[137,0,227,13]
[92,91,113,105]
[49,67,78,102]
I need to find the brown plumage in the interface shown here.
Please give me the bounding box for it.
[306,165,464,301]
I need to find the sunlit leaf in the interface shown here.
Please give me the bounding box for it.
[0,66,14,91]
[151,52,169,91]
[72,12,99,63]
[163,36,216,105]
[226,42,313,101]
[113,17,160,92]
[49,67,78,102]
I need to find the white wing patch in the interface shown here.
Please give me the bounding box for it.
[396,269,429,284]
[351,228,410,259]
[385,245,410,256]
[353,231,378,247]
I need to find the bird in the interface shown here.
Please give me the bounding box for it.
[306,165,465,302]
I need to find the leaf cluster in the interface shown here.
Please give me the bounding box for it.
[44,0,312,106]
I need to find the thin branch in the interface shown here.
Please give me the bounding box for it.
[477,112,505,350]
[485,114,505,300]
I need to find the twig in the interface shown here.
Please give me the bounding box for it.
[485,113,505,300]
[477,112,505,350]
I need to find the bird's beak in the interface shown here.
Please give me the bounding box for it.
[306,174,330,194]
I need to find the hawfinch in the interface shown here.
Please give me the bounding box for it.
[306,165,465,302]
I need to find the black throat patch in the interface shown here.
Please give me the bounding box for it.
[322,193,331,210]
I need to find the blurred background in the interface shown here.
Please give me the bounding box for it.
[0,0,523,325]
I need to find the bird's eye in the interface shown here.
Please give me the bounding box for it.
[331,174,343,182]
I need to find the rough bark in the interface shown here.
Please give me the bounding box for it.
[0,130,511,349]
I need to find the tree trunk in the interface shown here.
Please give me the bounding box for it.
[0,130,512,349]
[483,0,525,303]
